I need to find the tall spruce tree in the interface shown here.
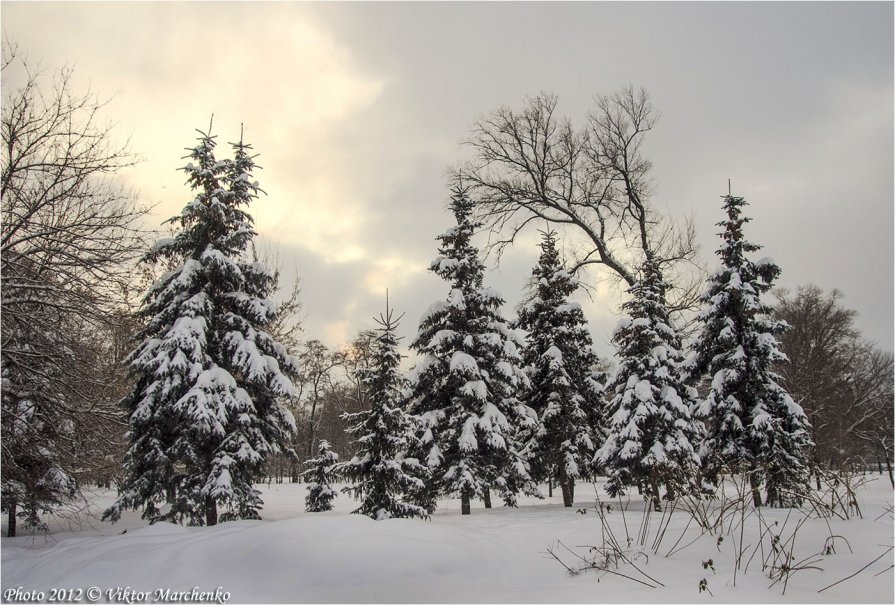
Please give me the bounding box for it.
[302,440,339,513]
[595,254,702,509]
[515,231,606,507]
[408,187,537,515]
[340,300,428,520]
[106,125,297,525]
[686,194,811,507]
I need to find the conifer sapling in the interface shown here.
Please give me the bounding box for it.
[303,440,339,513]
[340,296,428,520]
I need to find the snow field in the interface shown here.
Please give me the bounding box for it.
[2,477,892,603]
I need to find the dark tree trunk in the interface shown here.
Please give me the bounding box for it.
[649,473,662,512]
[559,472,575,507]
[483,488,492,509]
[7,500,16,538]
[307,419,315,459]
[205,496,218,526]
[548,478,552,498]
[814,454,823,490]
[749,473,763,508]
[883,446,894,489]
[461,493,471,515]
[560,481,572,507]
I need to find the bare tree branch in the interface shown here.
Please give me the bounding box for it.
[455,86,703,321]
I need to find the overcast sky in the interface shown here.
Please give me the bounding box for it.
[4,2,892,357]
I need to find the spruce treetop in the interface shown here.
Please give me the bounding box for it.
[429,190,485,292]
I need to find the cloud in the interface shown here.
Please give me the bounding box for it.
[4,1,891,355]
[3,2,386,265]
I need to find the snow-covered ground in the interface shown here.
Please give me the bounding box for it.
[2,477,892,603]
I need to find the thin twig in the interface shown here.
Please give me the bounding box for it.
[818,546,894,593]
[873,564,893,577]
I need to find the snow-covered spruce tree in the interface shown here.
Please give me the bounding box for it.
[595,254,702,510]
[686,194,811,507]
[339,301,428,520]
[302,440,339,513]
[105,125,297,526]
[515,230,607,507]
[407,187,537,515]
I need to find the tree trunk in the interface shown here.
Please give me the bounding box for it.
[307,393,321,459]
[483,488,492,509]
[461,493,471,515]
[205,496,218,526]
[307,419,315,459]
[560,481,572,507]
[7,500,16,538]
[813,453,823,490]
[883,445,894,489]
[558,466,573,507]
[548,478,552,498]
[649,473,662,512]
[749,473,763,508]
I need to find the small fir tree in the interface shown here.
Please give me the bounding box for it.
[515,231,606,507]
[686,194,812,507]
[340,299,428,520]
[106,124,297,525]
[408,187,537,515]
[302,440,339,512]
[595,254,702,509]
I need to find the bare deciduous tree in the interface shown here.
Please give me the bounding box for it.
[339,329,377,411]
[774,285,894,484]
[457,86,703,319]
[850,347,894,486]
[252,244,304,355]
[1,41,148,536]
[1,47,146,312]
[295,340,343,461]
[774,286,857,473]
